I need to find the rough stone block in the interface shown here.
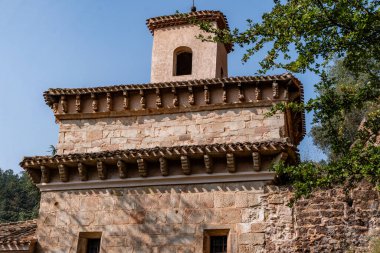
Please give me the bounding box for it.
[239,233,265,245]
[214,193,235,208]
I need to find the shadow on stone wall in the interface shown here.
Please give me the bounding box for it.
[35,181,380,253]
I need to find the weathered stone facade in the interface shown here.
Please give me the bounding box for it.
[36,181,380,253]
[15,7,380,253]
[36,181,282,253]
[57,108,285,155]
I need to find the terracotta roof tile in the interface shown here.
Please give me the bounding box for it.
[43,74,299,104]
[21,141,298,168]
[146,10,230,33]
[0,220,36,251]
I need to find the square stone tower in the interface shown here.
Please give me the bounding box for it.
[149,11,230,82]
[21,9,305,253]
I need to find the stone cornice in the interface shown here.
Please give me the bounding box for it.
[36,172,276,192]
[21,141,297,187]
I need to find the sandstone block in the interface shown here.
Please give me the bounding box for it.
[166,210,183,224]
[235,192,248,208]
[86,130,103,141]
[214,193,235,208]
[242,209,260,223]
[107,247,133,253]
[250,223,267,233]
[80,197,100,211]
[239,233,265,245]
[184,209,205,224]
[220,208,241,224]
[76,211,95,226]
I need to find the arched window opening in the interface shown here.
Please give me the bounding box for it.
[174,47,192,76]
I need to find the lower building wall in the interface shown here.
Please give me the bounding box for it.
[35,181,380,253]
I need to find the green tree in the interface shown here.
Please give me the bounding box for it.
[310,59,380,159]
[196,0,380,199]
[0,169,40,223]
[199,0,379,75]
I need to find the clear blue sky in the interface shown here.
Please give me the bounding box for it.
[0,0,325,173]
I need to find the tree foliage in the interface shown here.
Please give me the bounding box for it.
[198,0,379,75]
[0,169,40,223]
[196,0,380,201]
[310,59,380,159]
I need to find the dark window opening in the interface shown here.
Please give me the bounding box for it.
[77,232,102,253]
[210,236,227,253]
[221,68,224,78]
[176,51,192,76]
[204,229,229,253]
[87,239,101,253]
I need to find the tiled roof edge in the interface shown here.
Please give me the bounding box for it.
[21,141,297,168]
[146,10,230,33]
[43,74,297,104]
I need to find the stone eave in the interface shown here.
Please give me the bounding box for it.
[42,74,306,141]
[21,141,298,187]
[0,220,37,253]
[43,75,297,103]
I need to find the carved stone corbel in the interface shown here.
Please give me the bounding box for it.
[60,96,68,114]
[204,86,210,104]
[137,158,147,177]
[97,161,107,180]
[252,152,261,172]
[204,154,213,174]
[172,87,179,107]
[123,91,129,110]
[40,166,50,183]
[106,93,113,111]
[117,160,127,179]
[273,81,279,99]
[91,93,98,112]
[78,163,88,181]
[274,152,289,164]
[181,155,191,175]
[255,86,262,101]
[159,157,168,176]
[140,90,146,109]
[75,95,81,113]
[238,83,245,102]
[53,103,59,114]
[188,87,195,105]
[226,153,236,173]
[26,169,41,184]
[222,84,227,103]
[156,88,163,108]
[58,164,69,182]
[284,81,290,100]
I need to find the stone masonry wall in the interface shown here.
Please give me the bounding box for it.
[36,181,276,253]
[266,181,380,253]
[57,108,285,154]
[36,181,380,253]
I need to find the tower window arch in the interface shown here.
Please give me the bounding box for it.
[174,47,192,76]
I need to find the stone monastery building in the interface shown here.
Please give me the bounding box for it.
[1,9,306,253]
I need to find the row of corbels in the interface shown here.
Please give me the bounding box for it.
[54,82,284,114]
[38,152,263,183]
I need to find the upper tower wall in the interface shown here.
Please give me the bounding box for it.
[147,11,231,83]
